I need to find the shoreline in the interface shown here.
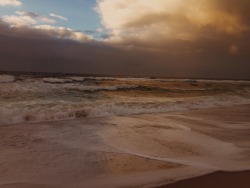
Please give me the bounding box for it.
[156,171,250,188]
[0,104,249,188]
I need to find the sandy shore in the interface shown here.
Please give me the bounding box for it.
[156,171,250,188]
[0,104,250,188]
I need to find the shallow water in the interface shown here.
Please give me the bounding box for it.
[0,73,250,125]
[1,74,250,187]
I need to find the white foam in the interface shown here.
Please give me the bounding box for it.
[69,76,85,81]
[66,84,137,91]
[0,81,138,96]
[0,75,250,125]
[0,94,249,125]
[0,75,15,83]
[102,115,250,172]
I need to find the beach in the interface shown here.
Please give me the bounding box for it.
[0,74,250,187]
[157,171,250,188]
[0,104,249,188]
[1,0,250,186]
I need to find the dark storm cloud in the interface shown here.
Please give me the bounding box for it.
[1,0,250,80]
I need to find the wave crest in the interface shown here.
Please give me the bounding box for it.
[0,94,249,125]
[0,75,15,83]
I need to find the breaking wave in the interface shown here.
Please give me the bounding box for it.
[0,75,15,83]
[67,85,138,92]
[43,78,73,83]
[0,94,249,125]
[1,74,250,125]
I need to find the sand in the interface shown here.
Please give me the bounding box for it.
[0,105,250,188]
[156,171,250,188]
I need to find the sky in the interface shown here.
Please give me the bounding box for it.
[0,0,250,79]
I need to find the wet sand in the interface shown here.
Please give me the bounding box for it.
[0,104,249,188]
[157,171,250,188]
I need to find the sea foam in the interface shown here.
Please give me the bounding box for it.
[0,75,15,83]
[0,74,250,125]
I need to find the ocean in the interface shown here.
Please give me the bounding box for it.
[1,73,250,187]
[0,73,250,126]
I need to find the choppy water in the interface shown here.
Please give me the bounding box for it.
[0,73,250,125]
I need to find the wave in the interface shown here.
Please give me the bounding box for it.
[1,75,250,125]
[68,85,138,92]
[0,75,15,83]
[43,78,73,83]
[0,94,249,125]
[43,77,88,83]
[0,78,138,93]
[69,76,85,81]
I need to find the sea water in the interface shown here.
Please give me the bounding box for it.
[0,73,250,126]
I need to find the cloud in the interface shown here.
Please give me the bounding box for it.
[0,1,250,79]
[97,0,250,46]
[49,13,68,21]
[1,12,92,42]
[0,0,21,6]
[2,14,36,27]
[34,25,92,41]
[17,11,56,24]
[229,45,239,55]
[0,17,250,79]
[2,11,56,27]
